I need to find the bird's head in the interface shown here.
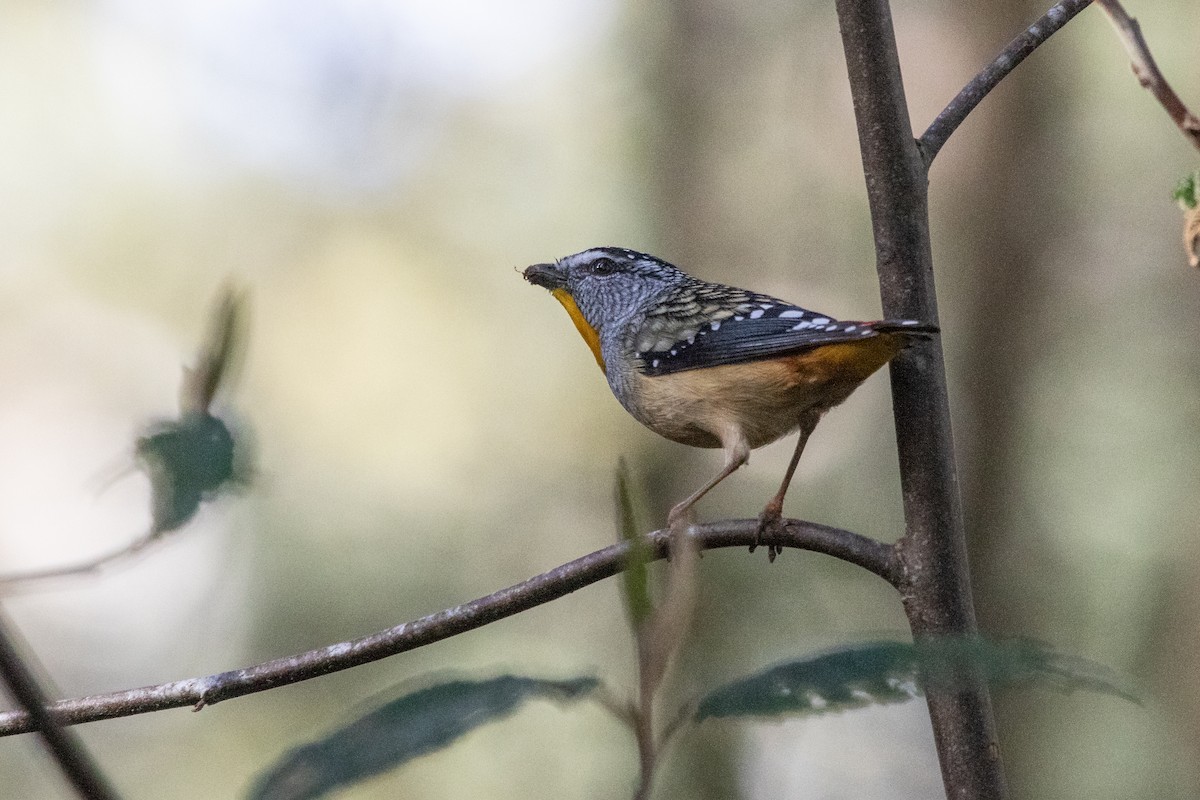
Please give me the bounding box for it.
[524,247,686,367]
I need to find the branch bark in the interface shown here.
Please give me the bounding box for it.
[0,518,894,737]
[920,0,1093,163]
[1095,0,1200,152]
[0,610,120,799]
[834,0,1008,797]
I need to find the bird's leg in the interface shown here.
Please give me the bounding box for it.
[753,418,816,562]
[667,436,750,535]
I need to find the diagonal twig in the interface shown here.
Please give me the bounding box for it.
[0,536,161,591]
[1095,0,1200,152]
[0,610,121,799]
[920,0,1093,164]
[0,518,897,737]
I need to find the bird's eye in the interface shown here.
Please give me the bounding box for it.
[590,257,618,276]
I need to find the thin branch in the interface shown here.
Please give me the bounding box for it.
[0,610,121,799]
[920,0,1093,164]
[0,519,896,737]
[0,536,160,591]
[1095,0,1200,152]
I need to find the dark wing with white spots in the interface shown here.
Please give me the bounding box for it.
[635,287,935,377]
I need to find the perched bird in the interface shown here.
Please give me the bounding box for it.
[524,247,936,559]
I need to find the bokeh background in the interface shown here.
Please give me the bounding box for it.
[2,0,1198,797]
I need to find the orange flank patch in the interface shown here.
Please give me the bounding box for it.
[551,288,605,372]
[783,333,908,386]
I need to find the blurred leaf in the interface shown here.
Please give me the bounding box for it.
[181,284,248,414]
[248,675,600,800]
[695,637,1141,722]
[1173,171,1198,210]
[615,457,653,628]
[915,637,1141,704]
[137,412,238,534]
[137,284,249,535]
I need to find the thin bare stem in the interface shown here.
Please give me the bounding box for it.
[1095,0,1200,152]
[0,610,121,799]
[920,0,1093,164]
[631,524,698,800]
[0,536,159,591]
[631,693,656,800]
[0,518,896,737]
[657,698,696,755]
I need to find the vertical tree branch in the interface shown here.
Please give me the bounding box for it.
[0,610,121,800]
[833,1,1008,798]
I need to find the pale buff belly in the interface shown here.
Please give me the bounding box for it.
[621,337,905,450]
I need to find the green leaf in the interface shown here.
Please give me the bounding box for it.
[248,675,599,800]
[1173,171,1198,210]
[696,641,917,720]
[137,411,238,534]
[694,638,1140,722]
[615,457,653,627]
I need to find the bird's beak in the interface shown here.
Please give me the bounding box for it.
[523,262,568,291]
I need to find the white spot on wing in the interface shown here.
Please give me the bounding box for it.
[844,325,856,332]
[812,317,831,325]
[779,310,805,319]
[824,324,838,332]
[711,321,721,331]
[749,309,765,319]
[734,316,744,321]
[791,322,812,331]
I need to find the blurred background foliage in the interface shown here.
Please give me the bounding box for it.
[0,0,1197,797]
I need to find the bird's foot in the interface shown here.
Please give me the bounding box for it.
[667,504,695,535]
[665,506,696,560]
[752,504,786,562]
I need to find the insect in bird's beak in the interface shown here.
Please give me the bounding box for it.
[523,262,568,291]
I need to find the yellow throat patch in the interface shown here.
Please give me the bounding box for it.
[551,288,605,372]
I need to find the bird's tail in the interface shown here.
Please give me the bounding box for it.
[871,320,939,337]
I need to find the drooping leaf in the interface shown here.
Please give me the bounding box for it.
[615,457,653,627]
[695,637,1141,722]
[1185,204,1200,268]
[248,675,599,800]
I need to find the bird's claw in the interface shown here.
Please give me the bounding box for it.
[752,506,786,562]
